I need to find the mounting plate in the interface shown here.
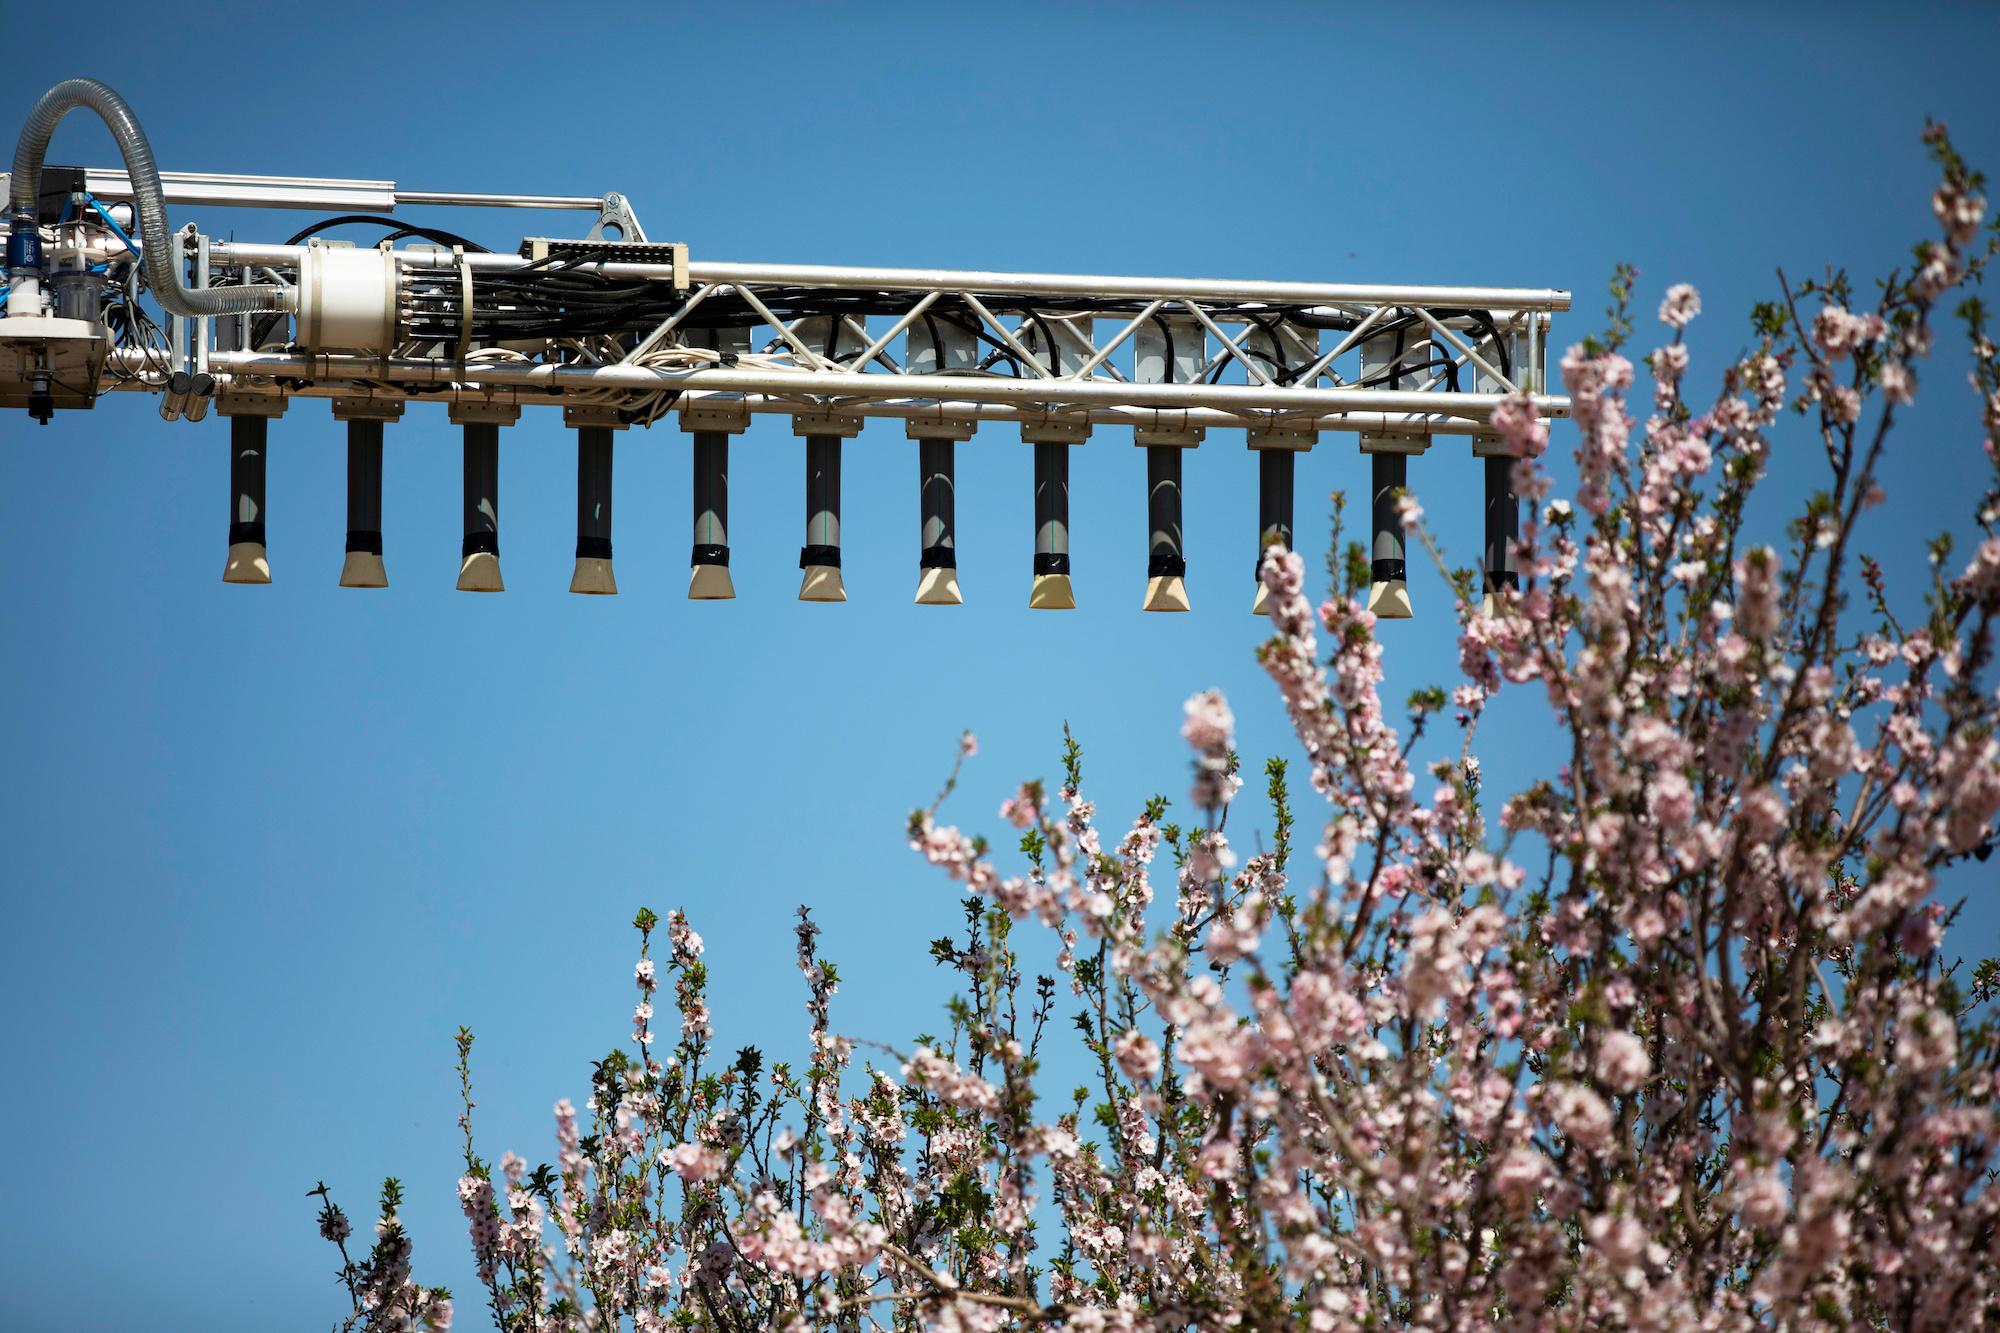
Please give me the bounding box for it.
[0,316,110,411]
[518,238,688,292]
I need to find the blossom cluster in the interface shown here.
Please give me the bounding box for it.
[316,125,2000,1332]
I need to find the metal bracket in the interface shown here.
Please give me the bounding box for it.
[1359,428,1430,455]
[331,396,405,422]
[585,193,647,245]
[791,414,865,438]
[563,404,630,430]
[1021,418,1091,444]
[1247,424,1317,451]
[216,391,287,418]
[447,399,521,426]
[904,415,978,442]
[679,402,752,434]
[1135,409,1204,447]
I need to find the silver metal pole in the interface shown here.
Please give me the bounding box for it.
[203,243,1571,311]
[191,348,1570,421]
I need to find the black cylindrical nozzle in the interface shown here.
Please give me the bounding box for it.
[801,435,842,570]
[691,431,729,567]
[229,415,267,548]
[1146,446,1185,578]
[576,426,614,560]
[919,438,956,569]
[346,420,383,555]
[1033,441,1070,576]
[1371,451,1408,586]
[462,423,499,558]
[1484,454,1520,597]
[1257,448,1295,579]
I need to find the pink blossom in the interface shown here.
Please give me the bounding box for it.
[1812,305,1883,361]
[1288,969,1366,1049]
[1735,1165,1789,1230]
[1490,390,1548,458]
[1180,690,1235,753]
[663,1142,724,1182]
[1548,1083,1615,1152]
[1596,1030,1651,1093]
[998,783,1039,830]
[1492,1147,1552,1204]
[1658,283,1701,329]
[1881,360,1917,404]
[1115,1028,1162,1082]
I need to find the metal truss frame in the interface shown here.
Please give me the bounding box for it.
[88,170,1572,441]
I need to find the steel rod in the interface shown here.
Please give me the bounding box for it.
[1412,307,1515,394]
[200,244,1571,309]
[842,291,939,376]
[619,283,719,364]
[1068,299,1164,380]
[193,349,1564,420]
[1293,303,1390,386]
[958,292,1055,380]
[1180,299,1274,386]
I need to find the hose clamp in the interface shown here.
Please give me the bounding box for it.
[5,228,42,272]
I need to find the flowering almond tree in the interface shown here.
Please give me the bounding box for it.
[316,125,2000,1332]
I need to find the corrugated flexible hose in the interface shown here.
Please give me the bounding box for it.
[10,78,293,318]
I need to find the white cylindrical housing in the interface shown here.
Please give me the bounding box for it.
[296,245,398,353]
[8,274,41,317]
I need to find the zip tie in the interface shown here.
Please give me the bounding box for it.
[454,245,472,366]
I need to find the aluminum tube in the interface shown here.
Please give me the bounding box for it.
[1484,455,1520,596]
[687,262,1572,311]
[86,169,396,212]
[1034,443,1070,575]
[464,425,500,558]
[197,349,1567,420]
[802,436,842,567]
[201,243,1568,310]
[79,173,599,211]
[1413,306,1515,393]
[347,420,384,554]
[1258,449,1294,579]
[1371,452,1408,585]
[393,191,603,209]
[11,81,291,317]
[692,433,729,565]
[577,427,614,559]
[919,439,956,569]
[111,372,1570,436]
[1147,447,1186,578]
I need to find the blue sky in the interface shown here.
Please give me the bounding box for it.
[3,3,1998,1329]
